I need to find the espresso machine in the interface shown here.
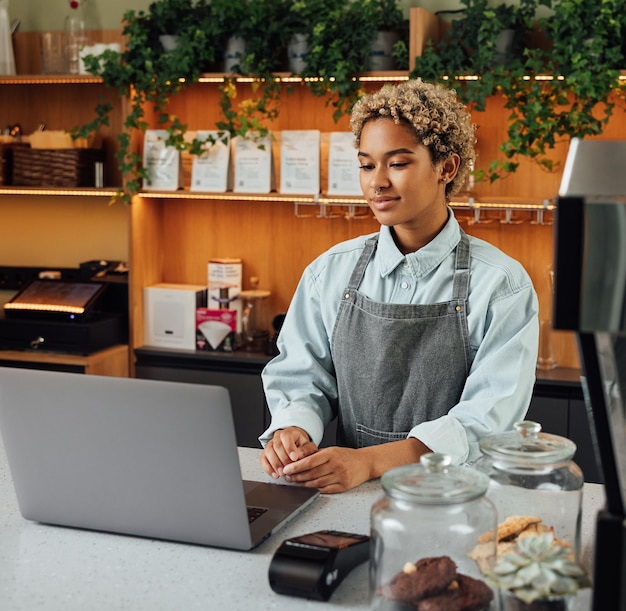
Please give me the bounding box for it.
[553,139,626,610]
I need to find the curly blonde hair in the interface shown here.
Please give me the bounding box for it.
[350,79,476,200]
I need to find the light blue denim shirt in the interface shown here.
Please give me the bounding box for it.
[260,210,539,464]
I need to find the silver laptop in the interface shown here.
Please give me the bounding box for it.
[0,367,318,550]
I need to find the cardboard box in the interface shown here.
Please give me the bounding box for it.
[144,283,207,350]
[208,259,242,334]
[196,308,237,351]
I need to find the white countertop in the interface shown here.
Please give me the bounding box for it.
[1,442,603,611]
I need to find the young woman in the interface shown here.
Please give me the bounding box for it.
[259,79,539,493]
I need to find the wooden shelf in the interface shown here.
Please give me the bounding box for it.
[135,191,555,224]
[0,74,105,85]
[0,71,410,87]
[0,344,130,377]
[1,57,130,345]
[137,190,555,210]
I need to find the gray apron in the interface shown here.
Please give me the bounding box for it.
[330,231,472,448]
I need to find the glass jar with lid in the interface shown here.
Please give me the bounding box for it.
[370,453,498,610]
[474,420,584,561]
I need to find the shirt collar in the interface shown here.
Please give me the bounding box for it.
[376,210,461,278]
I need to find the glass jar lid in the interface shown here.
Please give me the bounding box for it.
[381,453,490,505]
[479,420,577,465]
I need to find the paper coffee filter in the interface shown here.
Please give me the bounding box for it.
[199,320,231,349]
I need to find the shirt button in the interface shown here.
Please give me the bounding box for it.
[400,281,409,290]
[403,260,409,268]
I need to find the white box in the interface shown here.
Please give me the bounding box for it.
[208,258,242,334]
[144,283,207,350]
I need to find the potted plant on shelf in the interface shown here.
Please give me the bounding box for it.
[210,0,290,74]
[366,0,406,71]
[412,0,539,109]
[480,0,625,181]
[485,532,591,610]
[209,0,289,144]
[302,0,406,121]
[282,0,342,74]
[148,0,199,49]
[411,0,625,183]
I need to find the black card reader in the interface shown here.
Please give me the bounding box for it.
[268,530,370,601]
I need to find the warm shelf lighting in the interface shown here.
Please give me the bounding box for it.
[0,187,118,197]
[4,303,85,315]
[4,71,624,87]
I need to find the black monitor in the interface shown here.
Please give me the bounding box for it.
[553,139,626,610]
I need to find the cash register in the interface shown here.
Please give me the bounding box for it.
[0,261,128,354]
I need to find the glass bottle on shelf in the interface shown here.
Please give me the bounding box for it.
[64,0,90,74]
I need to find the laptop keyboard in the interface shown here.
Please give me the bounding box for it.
[247,506,268,524]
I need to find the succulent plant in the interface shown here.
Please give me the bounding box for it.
[485,532,591,604]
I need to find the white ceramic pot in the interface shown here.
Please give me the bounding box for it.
[159,35,179,51]
[494,28,515,66]
[224,35,246,72]
[370,30,400,71]
[287,33,309,74]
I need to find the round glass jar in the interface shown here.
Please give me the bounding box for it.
[370,453,498,610]
[474,421,584,561]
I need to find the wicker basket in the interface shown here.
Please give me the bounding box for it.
[12,147,105,187]
[0,142,29,186]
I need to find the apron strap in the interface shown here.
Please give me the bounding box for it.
[346,236,378,291]
[452,230,470,303]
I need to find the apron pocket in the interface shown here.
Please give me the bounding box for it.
[356,423,408,448]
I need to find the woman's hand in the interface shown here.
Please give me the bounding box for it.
[282,446,371,494]
[260,426,318,479]
[280,437,432,494]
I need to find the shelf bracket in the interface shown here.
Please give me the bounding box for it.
[344,204,372,220]
[500,209,523,225]
[294,200,317,218]
[468,198,482,224]
[531,200,553,226]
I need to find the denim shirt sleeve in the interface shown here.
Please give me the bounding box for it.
[259,262,339,447]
